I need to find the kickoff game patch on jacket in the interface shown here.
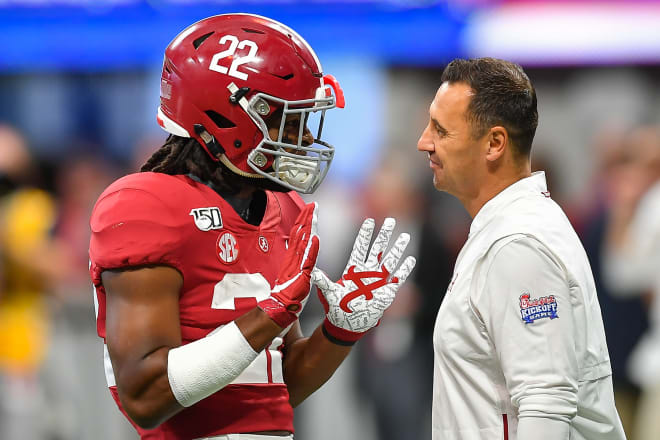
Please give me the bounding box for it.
[519,293,558,324]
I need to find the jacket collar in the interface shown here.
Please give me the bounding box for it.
[469,171,547,237]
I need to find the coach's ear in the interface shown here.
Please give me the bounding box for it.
[486,126,508,162]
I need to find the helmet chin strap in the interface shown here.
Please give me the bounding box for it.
[227,83,250,111]
[193,124,225,158]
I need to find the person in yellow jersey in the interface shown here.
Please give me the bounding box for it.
[0,125,72,439]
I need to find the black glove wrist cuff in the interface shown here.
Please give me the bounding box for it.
[321,323,357,346]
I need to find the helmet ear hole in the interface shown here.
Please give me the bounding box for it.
[242,27,265,34]
[271,73,294,81]
[193,32,214,49]
[163,60,173,74]
[205,111,236,129]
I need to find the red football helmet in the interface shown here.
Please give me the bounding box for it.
[157,13,345,193]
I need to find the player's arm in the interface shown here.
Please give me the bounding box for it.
[281,218,416,407]
[103,265,185,428]
[104,266,284,429]
[280,321,352,407]
[479,237,578,439]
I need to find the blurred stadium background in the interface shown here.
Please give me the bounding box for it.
[1,1,660,439]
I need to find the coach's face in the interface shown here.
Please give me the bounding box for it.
[417,82,487,200]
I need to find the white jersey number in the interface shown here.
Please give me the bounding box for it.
[210,272,284,384]
[210,272,270,310]
[209,34,259,81]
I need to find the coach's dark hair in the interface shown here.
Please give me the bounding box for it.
[441,57,538,158]
[141,135,285,193]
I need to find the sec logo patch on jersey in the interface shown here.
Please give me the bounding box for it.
[217,231,239,264]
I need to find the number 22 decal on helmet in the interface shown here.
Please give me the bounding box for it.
[157,13,345,194]
[208,35,259,80]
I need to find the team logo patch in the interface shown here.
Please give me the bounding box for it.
[519,293,558,324]
[258,236,269,253]
[217,231,239,264]
[339,265,397,313]
[190,207,223,231]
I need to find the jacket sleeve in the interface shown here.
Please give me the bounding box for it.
[476,236,578,432]
[517,416,570,439]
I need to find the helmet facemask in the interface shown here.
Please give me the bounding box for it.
[244,90,336,194]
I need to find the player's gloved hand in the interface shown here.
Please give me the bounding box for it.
[312,218,416,345]
[258,202,320,329]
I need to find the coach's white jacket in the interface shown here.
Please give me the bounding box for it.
[432,172,626,440]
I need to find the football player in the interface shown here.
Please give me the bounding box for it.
[89,14,416,440]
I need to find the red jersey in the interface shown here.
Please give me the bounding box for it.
[89,172,305,439]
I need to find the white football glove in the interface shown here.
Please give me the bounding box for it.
[311,218,416,345]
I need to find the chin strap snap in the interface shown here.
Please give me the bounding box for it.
[193,124,225,158]
[228,83,251,111]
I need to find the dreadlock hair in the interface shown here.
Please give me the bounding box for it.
[141,135,288,194]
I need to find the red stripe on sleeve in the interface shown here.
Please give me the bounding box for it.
[266,348,273,383]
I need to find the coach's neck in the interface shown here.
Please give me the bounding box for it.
[462,153,532,219]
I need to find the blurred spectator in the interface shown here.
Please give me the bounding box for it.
[353,153,427,440]
[293,178,376,440]
[0,125,32,198]
[345,150,463,440]
[414,166,470,357]
[39,152,136,440]
[0,128,133,440]
[0,125,73,439]
[602,125,660,440]
[571,125,654,440]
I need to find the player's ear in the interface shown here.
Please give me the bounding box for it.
[486,126,507,162]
